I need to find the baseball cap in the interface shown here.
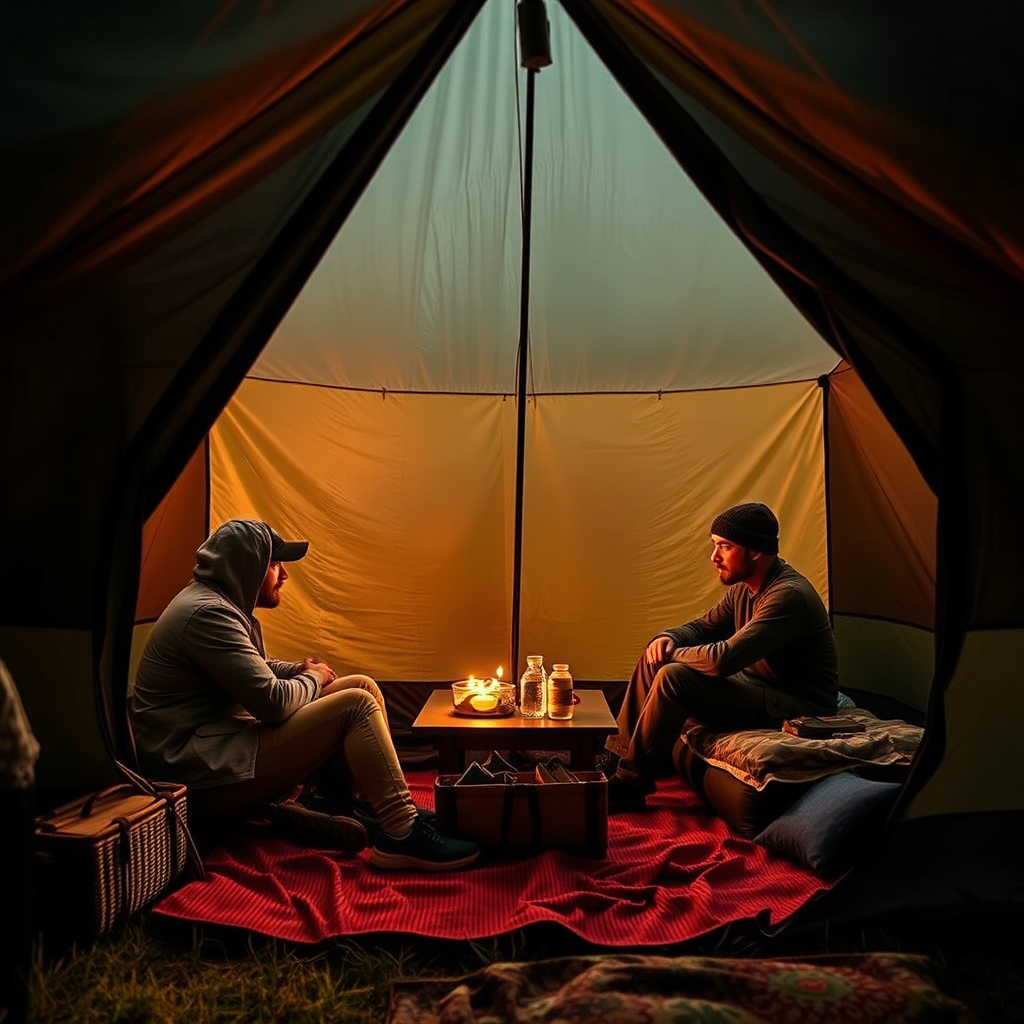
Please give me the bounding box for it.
[266,524,309,562]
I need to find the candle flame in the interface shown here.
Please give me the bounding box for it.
[463,667,506,695]
[455,671,508,713]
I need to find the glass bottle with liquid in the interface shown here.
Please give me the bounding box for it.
[519,654,547,718]
[546,663,574,720]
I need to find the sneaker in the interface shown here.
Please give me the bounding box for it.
[606,774,648,814]
[347,799,381,845]
[301,788,435,823]
[349,799,435,845]
[370,816,481,872]
[296,787,352,817]
[267,800,369,851]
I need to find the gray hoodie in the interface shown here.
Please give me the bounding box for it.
[130,519,320,789]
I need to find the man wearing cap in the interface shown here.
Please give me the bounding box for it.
[600,502,840,813]
[130,518,479,871]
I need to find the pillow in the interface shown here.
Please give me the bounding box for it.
[754,772,900,874]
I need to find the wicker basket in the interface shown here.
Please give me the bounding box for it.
[35,779,194,938]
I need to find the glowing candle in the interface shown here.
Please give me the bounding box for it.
[466,675,493,711]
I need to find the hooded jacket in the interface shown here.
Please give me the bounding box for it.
[130,519,321,789]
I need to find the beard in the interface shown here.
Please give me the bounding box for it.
[256,585,281,608]
[715,557,755,586]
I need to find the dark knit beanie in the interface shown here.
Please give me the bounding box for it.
[709,502,779,554]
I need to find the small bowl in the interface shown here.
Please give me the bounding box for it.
[451,679,516,717]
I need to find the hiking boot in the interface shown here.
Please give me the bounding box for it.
[267,800,369,851]
[606,774,648,814]
[370,816,480,872]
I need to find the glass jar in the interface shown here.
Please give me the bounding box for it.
[547,663,574,720]
[519,654,546,718]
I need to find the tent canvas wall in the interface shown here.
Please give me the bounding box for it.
[135,0,936,725]
[2,0,1022,924]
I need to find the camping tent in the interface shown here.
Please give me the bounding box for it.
[2,0,1021,922]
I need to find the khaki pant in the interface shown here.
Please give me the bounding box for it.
[190,675,417,836]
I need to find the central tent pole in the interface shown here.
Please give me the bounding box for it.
[510,0,551,687]
[509,63,538,688]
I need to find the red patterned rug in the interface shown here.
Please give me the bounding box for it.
[386,952,972,1024]
[153,771,831,946]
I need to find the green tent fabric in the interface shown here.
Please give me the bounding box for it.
[2,0,1022,923]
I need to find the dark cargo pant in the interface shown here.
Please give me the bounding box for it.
[607,655,776,790]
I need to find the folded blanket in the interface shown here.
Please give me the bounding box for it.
[682,709,923,791]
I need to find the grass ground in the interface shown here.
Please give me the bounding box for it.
[15,902,1024,1024]
[26,916,494,1024]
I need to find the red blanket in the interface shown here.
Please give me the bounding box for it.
[154,772,830,945]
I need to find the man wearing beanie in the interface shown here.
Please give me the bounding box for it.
[600,502,839,813]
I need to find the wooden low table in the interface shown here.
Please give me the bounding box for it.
[411,687,618,772]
